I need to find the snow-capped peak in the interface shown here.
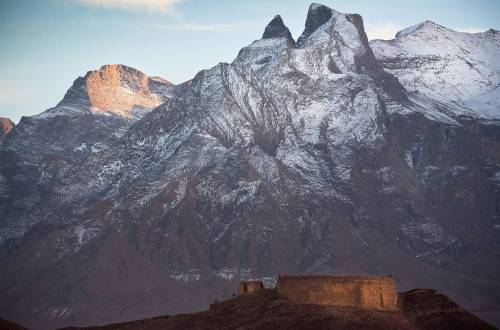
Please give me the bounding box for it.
[395,20,447,38]
[371,20,500,120]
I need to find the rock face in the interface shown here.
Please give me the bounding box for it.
[0,118,14,144]
[297,3,333,44]
[61,288,496,330]
[85,65,171,119]
[262,15,294,43]
[37,64,172,120]
[1,3,500,330]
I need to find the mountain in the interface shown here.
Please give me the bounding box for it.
[0,118,14,144]
[370,21,500,119]
[1,3,500,330]
[0,65,172,259]
[61,288,496,330]
[37,64,172,120]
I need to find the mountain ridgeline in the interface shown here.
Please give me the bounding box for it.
[0,3,499,329]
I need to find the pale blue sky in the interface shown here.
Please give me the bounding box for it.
[1,0,500,123]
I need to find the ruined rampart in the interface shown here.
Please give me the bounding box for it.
[276,275,398,311]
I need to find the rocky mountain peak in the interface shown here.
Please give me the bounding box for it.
[262,15,294,43]
[290,3,405,98]
[84,64,172,118]
[298,3,334,41]
[37,64,172,120]
[234,3,405,106]
[0,117,14,144]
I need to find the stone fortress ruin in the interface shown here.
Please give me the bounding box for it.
[239,280,265,294]
[239,275,398,311]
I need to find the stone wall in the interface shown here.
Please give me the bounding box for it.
[239,281,264,294]
[276,275,398,311]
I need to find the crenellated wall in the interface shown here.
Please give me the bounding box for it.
[276,275,398,311]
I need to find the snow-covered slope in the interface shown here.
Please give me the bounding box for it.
[371,22,500,119]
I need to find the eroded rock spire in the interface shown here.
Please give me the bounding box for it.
[262,15,295,43]
[297,3,333,44]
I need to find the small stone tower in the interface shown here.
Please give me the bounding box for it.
[239,281,264,294]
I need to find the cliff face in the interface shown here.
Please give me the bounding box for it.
[37,64,172,120]
[85,65,172,119]
[0,117,14,144]
[1,3,500,330]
